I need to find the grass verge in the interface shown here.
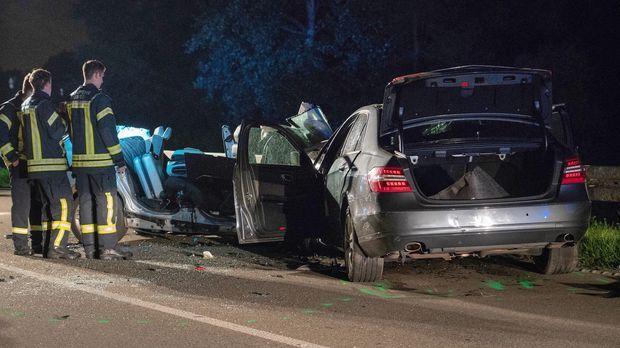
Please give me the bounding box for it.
[0,167,9,188]
[579,220,620,269]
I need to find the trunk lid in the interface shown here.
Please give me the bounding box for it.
[380,65,553,137]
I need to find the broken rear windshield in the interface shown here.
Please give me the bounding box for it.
[402,119,542,144]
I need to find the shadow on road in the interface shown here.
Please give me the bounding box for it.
[560,280,620,298]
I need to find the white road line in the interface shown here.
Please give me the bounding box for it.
[0,212,11,216]
[0,262,327,348]
[135,260,194,271]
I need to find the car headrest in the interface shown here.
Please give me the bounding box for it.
[154,126,165,136]
[163,127,172,140]
[233,125,241,143]
[151,134,164,158]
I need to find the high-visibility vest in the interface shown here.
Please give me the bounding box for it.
[67,84,124,173]
[21,91,69,175]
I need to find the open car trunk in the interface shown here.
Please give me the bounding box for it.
[408,144,557,200]
[381,66,562,202]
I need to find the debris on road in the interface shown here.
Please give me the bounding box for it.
[203,251,214,259]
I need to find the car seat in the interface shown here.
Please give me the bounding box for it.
[231,125,241,158]
[120,136,148,197]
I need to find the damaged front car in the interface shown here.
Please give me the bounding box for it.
[68,103,333,245]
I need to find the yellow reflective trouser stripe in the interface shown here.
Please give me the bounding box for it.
[72,159,114,168]
[47,111,59,126]
[0,142,14,155]
[107,144,121,156]
[81,224,95,233]
[97,224,117,234]
[51,221,72,230]
[12,227,29,235]
[0,113,11,128]
[105,192,114,226]
[53,198,69,247]
[96,107,113,121]
[30,225,44,232]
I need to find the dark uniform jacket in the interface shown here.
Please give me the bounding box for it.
[67,84,124,174]
[21,90,69,176]
[0,91,26,167]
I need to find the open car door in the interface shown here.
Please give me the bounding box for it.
[233,120,324,244]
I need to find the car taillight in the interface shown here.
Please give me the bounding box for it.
[368,166,413,193]
[561,157,586,185]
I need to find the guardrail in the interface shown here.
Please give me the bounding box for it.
[586,166,620,202]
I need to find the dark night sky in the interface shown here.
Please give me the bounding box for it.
[0,0,87,70]
[1,1,619,164]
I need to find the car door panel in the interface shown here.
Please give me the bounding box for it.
[324,113,368,235]
[234,120,322,244]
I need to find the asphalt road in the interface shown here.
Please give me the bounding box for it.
[0,195,618,347]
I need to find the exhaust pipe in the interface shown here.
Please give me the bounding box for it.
[559,234,575,243]
[405,242,422,253]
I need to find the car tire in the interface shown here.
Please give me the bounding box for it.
[533,244,579,274]
[344,207,383,282]
[71,195,128,243]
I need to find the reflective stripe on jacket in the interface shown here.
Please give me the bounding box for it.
[0,92,26,167]
[67,84,124,173]
[21,90,69,174]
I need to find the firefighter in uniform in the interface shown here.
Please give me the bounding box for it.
[0,74,45,255]
[67,60,131,260]
[21,69,79,259]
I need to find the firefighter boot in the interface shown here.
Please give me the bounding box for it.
[82,233,98,259]
[46,247,81,260]
[99,249,127,261]
[31,231,43,255]
[12,235,30,256]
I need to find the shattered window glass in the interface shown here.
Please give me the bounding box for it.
[248,126,300,166]
[341,114,367,155]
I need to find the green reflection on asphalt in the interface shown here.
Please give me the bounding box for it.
[484,280,505,291]
[358,287,405,299]
[518,280,534,289]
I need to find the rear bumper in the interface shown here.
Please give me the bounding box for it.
[353,199,591,257]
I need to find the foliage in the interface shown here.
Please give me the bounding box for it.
[580,220,620,270]
[0,167,9,188]
[187,0,480,124]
